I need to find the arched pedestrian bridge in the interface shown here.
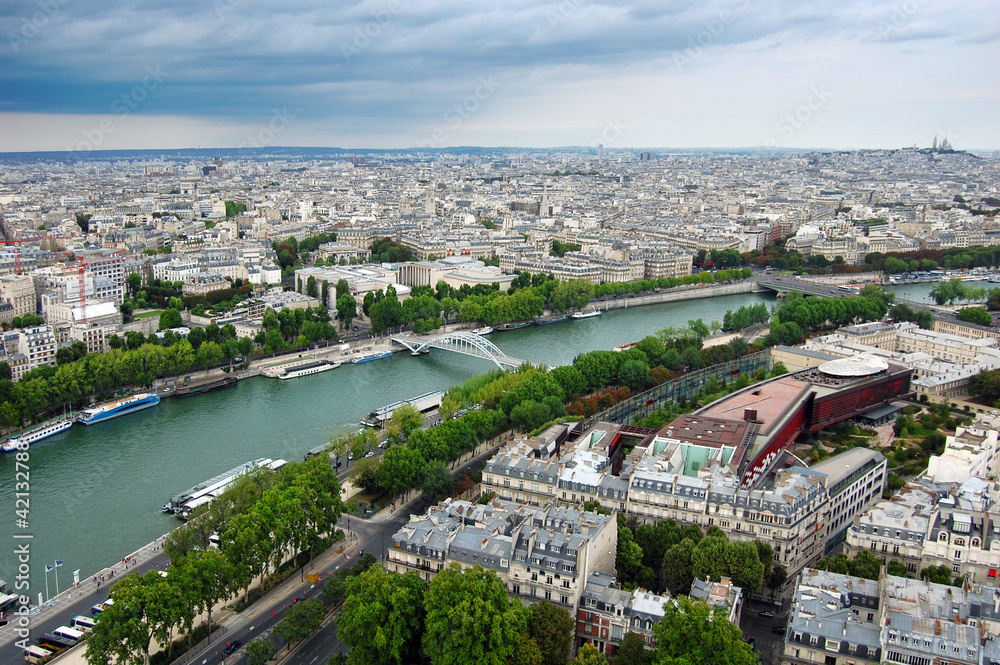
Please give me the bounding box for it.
[390,331,524,369]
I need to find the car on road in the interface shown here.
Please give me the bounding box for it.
[759,611,774,618]
[223,640,242,655]
[746,637,756,650]
[365,451,375,458]
[772,626,786,635]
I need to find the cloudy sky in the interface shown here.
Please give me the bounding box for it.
[1,0,997,152]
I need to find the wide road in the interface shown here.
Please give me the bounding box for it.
[281,447,491,665]
[280,510,417,665]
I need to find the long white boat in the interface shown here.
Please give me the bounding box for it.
[361,390,445,428]
[164,457,287,518]
[77,393,160,426]
[472,326,493,335]
[0,419,73,453]
[278,359,341,380]
[571,307,603,319]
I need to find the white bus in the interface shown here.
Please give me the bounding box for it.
[53,625,85,643]
[24,645,53,663]
[71,614,97,632]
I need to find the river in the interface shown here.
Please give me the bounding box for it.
[0,290,777,597]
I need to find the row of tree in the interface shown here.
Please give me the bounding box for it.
[763,289,891,347]
[87,456,342,664]
[0,304,344,428]
[929,278,988,305]
[721,302,770,332]
[258,306,339,353]
[592,268,752,299]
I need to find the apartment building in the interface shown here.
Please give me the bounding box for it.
[181,273,229,296]
[920,482,1000,585]
[788,540,1000,665]
[843,484,935,575]
[16,325,57,372]
[68,322,115,354]
[386,498,617,615]
[0,274,37,317]
[484,415,884,598]
[781,569,884,665]
[642,250,694,279]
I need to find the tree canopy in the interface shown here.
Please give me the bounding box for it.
[336,566,427,665]
[651,596,755,665]
[423,565,528,665]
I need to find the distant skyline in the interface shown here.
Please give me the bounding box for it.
[1,0,998,153]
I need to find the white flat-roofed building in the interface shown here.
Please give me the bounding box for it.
[17,325,56,372]
[926,412,1000,484]
[809,448,887,551]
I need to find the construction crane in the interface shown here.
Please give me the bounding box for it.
[0,238,39,275]
[74,251,127,325]
[78,265,87,323]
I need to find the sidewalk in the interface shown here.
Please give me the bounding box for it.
[0,533,170,647]
[170,532,359,665]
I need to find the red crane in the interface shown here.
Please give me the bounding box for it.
[0,238,36,275]
[74,251,127,325]
[78,265,87,323]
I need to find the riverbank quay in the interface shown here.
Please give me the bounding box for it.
[0,532,170,652]
[595,280,759,311]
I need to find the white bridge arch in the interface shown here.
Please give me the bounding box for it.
[390,331,523,369]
